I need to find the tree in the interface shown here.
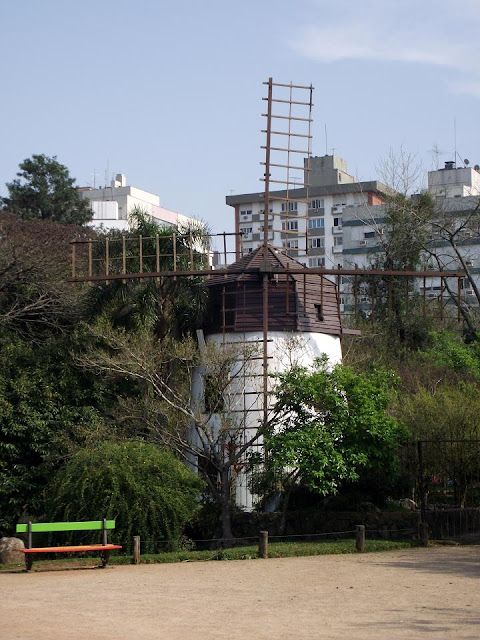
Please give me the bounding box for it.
[256,359,407,523]
[46,441,204,550]
[2,154,92,224]
[77,327,264,543]
[362,187,436,346]
[84,209,209,339]
[0,212,90,338]
[373,148,480,336]
[398,383,480,507]
[423,198,480,336]
[0,330,112,535]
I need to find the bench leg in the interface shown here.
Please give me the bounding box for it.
[25,555,33,572]
[100,551,110,568]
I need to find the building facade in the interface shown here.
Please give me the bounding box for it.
[341,162,480,309]
[226,155,391,268]
[79,173,198,232]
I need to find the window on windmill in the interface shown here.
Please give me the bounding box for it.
[204,375,225,413]
[314,303,324,321]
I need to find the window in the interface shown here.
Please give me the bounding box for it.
[281,201,298,212]
[309,238,324,249]
[308,218,324,229]
[282,220,298,231]
[287,239,299,249]
[314,303,324,321]
[333,217,342,227]
[310,199,324,209]
[334,236,343,246]
[364,231,375,239]
[240,227,252,234]
[308,257,325,267]
[240,209,252,219]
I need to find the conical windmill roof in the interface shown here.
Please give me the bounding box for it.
[205,245,342,336]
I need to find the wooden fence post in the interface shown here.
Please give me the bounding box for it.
[258,531,268,559]
[133,536,141,564]
[355,525,365,552]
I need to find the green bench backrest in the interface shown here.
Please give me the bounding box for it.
[16,520,115,533]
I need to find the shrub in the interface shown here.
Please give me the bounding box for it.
[46,441,204,551]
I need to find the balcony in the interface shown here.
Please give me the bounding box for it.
[332,226,343,234]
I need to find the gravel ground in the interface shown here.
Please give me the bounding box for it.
[1,546,479,639]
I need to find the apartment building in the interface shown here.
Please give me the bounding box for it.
[79,173,198,232]
[226,155,391,268]
[343,162,480,268]
[341,162,480,307]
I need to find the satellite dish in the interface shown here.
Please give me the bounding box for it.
[475,164,480,171]
[464,159,470,166]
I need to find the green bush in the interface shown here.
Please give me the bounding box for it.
[423,330,480,379]
[46,441,204,551]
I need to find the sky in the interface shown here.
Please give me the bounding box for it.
[1,0,480,243]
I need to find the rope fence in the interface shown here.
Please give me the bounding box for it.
[111,524,427,563]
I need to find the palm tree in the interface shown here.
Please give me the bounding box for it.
[84,206,210,338]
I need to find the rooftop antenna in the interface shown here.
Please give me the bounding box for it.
[429,143,443,170]
[90,168,100,188]
[454,117,457,167]
[324,123,328,155]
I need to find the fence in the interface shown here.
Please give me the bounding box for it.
[110,524,424,564]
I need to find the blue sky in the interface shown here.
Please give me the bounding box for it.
[1,0,480,237]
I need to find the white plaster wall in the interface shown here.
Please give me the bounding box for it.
[428,168,480,197]
[192,330,342,510]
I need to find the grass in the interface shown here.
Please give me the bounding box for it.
[0,539,419,571]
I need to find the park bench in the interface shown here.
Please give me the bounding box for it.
[16,519,122,571]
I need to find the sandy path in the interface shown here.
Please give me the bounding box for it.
[1,546,479,640]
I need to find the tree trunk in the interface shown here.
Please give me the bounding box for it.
[210,467,234,548]
[278,483,293,537]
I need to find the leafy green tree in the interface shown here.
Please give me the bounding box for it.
[257,360,407,520]
[422,330,480,380]
[1,154,92,224]
[85,208,209,338]
[367,192,436,347]
[397,383,480,507]
[0,331,110,535]
[47,441,204,550]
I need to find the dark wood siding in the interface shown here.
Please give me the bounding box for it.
[204,245,342,337]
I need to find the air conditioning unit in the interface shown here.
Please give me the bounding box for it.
[242,234,250,240]
[464,289,474,296]
[466,260,474,267]
[359,240,367,246]
[426,292,437,299]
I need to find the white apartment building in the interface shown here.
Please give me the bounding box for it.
[226,156,391,268]
[428,161,480,197]
[79,173,197,232]
[341,162,480,308]
[342,162,480,269]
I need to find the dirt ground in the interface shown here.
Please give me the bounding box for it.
[1,546,479,640]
